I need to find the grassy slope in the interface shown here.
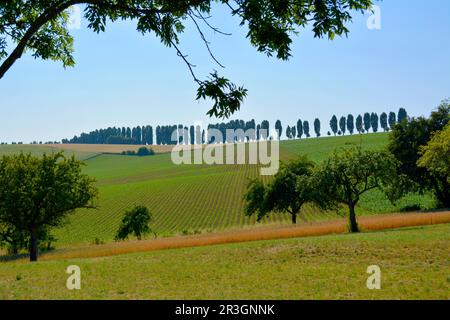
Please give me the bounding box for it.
[1,133,436,246]
[1,224,448,299]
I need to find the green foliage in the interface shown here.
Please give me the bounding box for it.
[339,116,346,135]
[388,112,396,128]
[137,147,155,156]
[0,0,372,118]
[330,115,338,136]
[356,115,363,134]
[418,124,450,185]
[398,108,408,123]
[363,113,371,133]
[275,120,283,139]
[346,114,354,135]
[389,101,449,207]
[315,146,401,232]
[303,121,310,138]
[380,112,388,132]
[0,152,97,261]
[121,147,155,156]
[370,113,379,133]
[296,119,303,138]
[115,206,153,241]
[244,156,327,224]
[0,223,56,255]
[314,118,321,137]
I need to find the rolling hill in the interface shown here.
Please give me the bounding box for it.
[0,133,436,246]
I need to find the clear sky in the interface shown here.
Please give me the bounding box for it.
[1,0,449,143]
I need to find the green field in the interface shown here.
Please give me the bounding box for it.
[0,133,436,246]
[1,224,448,299]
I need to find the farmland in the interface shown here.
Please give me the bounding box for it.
[1,223,448,299]
[0,133,437,247]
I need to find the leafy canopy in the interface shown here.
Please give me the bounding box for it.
[244,156,328,224]
[315,146,401,232]
[115,205,153,240]
[0,152,98,261]
[0,0,372,117]
[418,124,450,184]
[388,100,449,207]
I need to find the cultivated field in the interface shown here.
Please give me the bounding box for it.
[0,133,436,247]
[1,223,448,299]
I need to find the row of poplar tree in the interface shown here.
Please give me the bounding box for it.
[62,108,407,145]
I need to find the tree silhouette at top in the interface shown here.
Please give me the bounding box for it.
[330,115,338,136]
[363,113,371,133]
[0,0,373,118]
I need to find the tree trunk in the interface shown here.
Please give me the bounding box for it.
[291,213,297,225]
[30,228,38,262]
[348,202,359,233]
[434,177,450,208]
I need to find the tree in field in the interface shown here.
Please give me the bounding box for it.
[330,115,338,136]
[388,112,397,129]
[244,156,327,224]
[115,206,152,241]
[418,124,450,186]
[389,101,450,207]
[356,115,363,133]
[371,113,379,133]
[275,120,283,140]
[0,1,372,118]
[291,126,296,140]
[0,153,97,261]
[286,126,291,139]
[380,112,388,132]
[303,121,310,138]
[136,147,154,156]
[363,113,371,133]
[0,224,28,255]
[297,120,303,139]
[0,224,55,255]
[316,147,400,233]
[260,121,270,140]
[398,108,408,123]
[314,118,321,137]
[347,114,354,135]
[339,116,346,135]
[190,126,195,145]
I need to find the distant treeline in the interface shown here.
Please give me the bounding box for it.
[3,108,407,146]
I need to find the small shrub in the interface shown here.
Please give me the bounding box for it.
[137,147,155,156]
[92,237,104,245]
[121,148,155,157]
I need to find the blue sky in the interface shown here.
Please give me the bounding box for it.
[0,0,449,143]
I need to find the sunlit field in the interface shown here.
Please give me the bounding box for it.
[1,224,448,300]
[0,133,436,247]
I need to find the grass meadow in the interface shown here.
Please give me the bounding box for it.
[1,223,448,299]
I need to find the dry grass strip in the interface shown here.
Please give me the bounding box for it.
[5,211,449,262]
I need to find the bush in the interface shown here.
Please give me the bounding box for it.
[115,206,152,241]
[137,147,155,156]
[121,147,155,157]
